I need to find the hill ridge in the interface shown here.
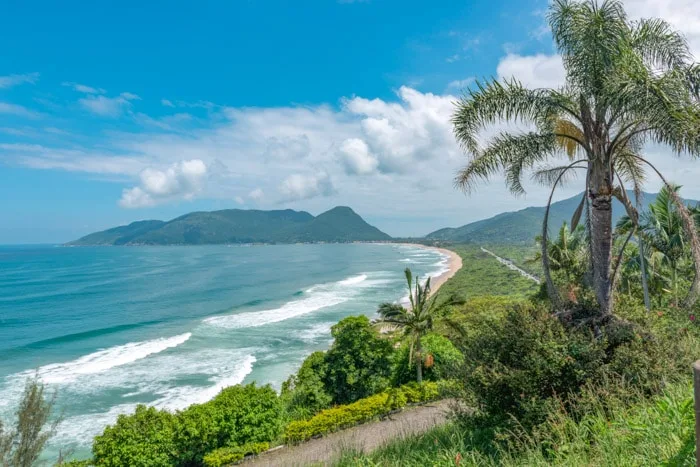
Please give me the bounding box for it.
[68,206,390,246]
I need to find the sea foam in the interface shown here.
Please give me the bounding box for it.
[19,332,192,385]
[203,274,372,329]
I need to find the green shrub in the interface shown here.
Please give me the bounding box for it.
[93,384,281,467]
[210,383,282,447]
[201,442,269,467]
[323,316,394,404]
[392,333,463,385]
[93,405,177,467]
[59,461,93,467]
[458,303,607,430]
[281,351,332,420]
[284,382,439,443]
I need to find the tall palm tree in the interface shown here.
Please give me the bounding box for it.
[452,0,700,316]
[376,268,437,383]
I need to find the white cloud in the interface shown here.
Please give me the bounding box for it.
[119,159,208,208]
[249,188,264,201]
[337,138,378,175]
[279,172,335,201]
[62,82,106,94]
[0,102,41,119]
[344,86,459,173]
[0,72,39,89]
[234,196,245,204]
[79,92,140,117]
[496,53,565,88]
[161,99,175,107]
[447,78,475,90]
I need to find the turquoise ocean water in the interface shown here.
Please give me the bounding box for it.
[0,243,447,458]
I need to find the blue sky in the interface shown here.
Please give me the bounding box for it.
[1,0,699,243]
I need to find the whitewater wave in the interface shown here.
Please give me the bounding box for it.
[203,274,375,329]
[12,333,192,386]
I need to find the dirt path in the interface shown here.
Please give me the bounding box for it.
[244,400,452,466]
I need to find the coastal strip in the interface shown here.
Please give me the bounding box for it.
[394,243,463,294]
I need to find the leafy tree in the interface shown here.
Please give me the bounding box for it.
[323,315,393,404]
[281,351,332,420]
[93,384,282,467]
[452,0,700,315]
[93,405,177,467]
[0,378,60,467]
[377,268,440,383]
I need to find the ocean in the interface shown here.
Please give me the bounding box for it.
[0,243,448,459]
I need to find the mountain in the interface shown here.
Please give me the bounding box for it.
[426,191,699,245]
[68,207,391,246]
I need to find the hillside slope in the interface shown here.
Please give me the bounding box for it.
[427,191,698,245]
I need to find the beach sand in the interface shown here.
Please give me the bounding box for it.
[396,243,463,294]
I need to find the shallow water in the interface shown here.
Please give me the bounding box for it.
[0,243,447,458]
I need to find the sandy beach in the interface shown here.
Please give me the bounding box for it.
[397,243,463,293]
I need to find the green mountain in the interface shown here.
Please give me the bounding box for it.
[426,191,699,245]
[68,207,390,245]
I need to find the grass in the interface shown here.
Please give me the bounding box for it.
[434,245,538,308]
[333,382,696,466]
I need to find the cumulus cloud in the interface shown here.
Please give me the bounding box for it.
[496,54,565,88]
[161,99,175,107]
[344,86,458,173]
[337,138,378,175]
[119,159,208,208]
[279,172,335,201]
[447,78,475,90]
[0,72,39,89]
[79,92,141,117]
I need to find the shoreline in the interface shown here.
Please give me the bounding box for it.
[393,243,462,294]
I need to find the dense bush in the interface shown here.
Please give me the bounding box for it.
[458,302,608,430]
[93,384,281,467]
[323,315,394,404]
[393,333,463,385]
[281,351,332,420]
[93,405,177,467]
[284,382,439,443]
[201,442,269,467]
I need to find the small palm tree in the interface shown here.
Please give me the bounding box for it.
[376,268,437,383]
[533,222,588,286]
[618,185,694,305]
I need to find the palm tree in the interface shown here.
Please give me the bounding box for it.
[376,268,437,383]
[533,222,588,286]
[452,0,700,317]
[618,185,692,306]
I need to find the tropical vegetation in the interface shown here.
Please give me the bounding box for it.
[452,0,700,314]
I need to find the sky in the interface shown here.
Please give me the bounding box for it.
[2,0,700,243]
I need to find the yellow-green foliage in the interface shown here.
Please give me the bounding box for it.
[202,442,269,467]
[284,382,438,443]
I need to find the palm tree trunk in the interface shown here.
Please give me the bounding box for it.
[588,166,614,315]
[415,338,423,384]
[639,239,651,312]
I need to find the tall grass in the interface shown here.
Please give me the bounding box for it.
[334,382,696,466]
